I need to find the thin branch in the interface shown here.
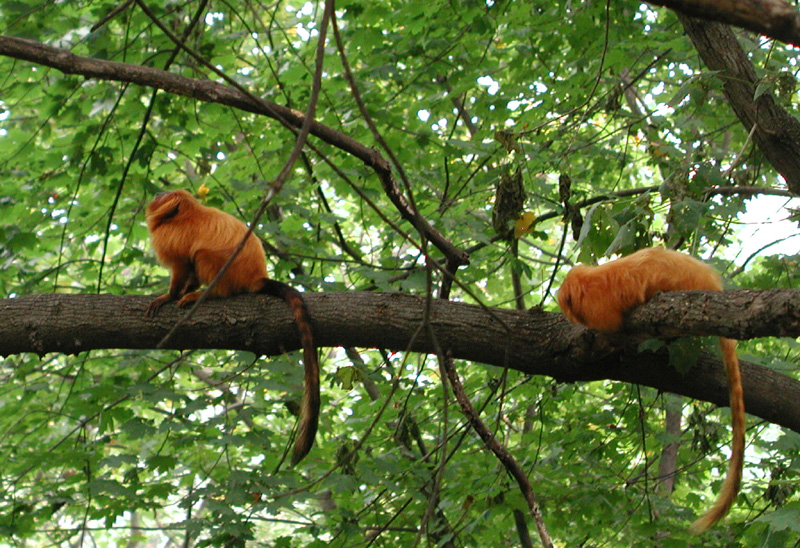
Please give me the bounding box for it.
[442,355,554,548]
[722,122,758,178]
[90,0,134,32]
[96,0,210,293]
[329,13,468,271]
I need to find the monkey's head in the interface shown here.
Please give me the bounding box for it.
[557,263,627,332]
[557,264,593,326]
[146,190,200,231]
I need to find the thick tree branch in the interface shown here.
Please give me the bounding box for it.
[0,35,469,268]
[649,0,800,47]
[677,15,800,194]
[2,290,800,434]
[624,288,800,339]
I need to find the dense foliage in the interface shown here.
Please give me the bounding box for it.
[1,0,799,546]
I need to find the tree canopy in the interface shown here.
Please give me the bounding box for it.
[1,0,800,546]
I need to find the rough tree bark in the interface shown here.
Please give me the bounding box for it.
[2,290,800,434]
[674,14,800,193]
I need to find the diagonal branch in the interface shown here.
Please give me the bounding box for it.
[676,15,800,194]
[443,355,554,548]
[0,35,469,267]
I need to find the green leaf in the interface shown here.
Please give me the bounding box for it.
[667,338,702,374]
[755,503,800,532]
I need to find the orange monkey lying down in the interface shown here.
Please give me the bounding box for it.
[557,247,744,533]
[145,190,319,465]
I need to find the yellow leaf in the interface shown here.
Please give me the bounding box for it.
[197,183,210,200]
[514,211,536,238]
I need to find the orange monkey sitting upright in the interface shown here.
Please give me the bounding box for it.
[145,189,319,465]
[557,247,744,533]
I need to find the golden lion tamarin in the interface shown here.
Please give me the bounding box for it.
[145,189,319,465]
[557,247,744,533]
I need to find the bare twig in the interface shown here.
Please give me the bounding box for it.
[442,355,554,548]
[91,0,134,32]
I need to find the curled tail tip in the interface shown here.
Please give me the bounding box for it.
[291,440,312,466]
[689,505,728,534]
[290,427,317,466]
[290,409,320,466]
[290,420,313,465]
[688,487,737,534]
[688,514,716,535]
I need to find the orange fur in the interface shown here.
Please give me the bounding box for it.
[557,247,744,533]
[145,190,320,465]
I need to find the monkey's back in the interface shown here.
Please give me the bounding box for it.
[625,247,721,297]
[147,190,269,297]
[558,247,721,332]
[188,205,268,296]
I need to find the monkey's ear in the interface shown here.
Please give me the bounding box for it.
[148,202,180,230]
[161,204,180,221]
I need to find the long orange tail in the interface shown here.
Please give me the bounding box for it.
[259,279,320,465]
[689,337,745,533]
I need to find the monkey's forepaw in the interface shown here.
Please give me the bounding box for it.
[145,295,171,317]
[176,292,201,308]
